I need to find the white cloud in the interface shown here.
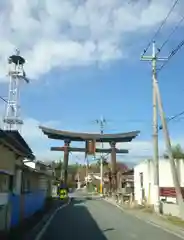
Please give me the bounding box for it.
[21,118,60,141]
[0,0,182,80]
[1,102,184,163]
[21,117,63,161]
[0,100,62,161]
[15,114,184,162]
[1,101,184,163]
[96,136,184,163]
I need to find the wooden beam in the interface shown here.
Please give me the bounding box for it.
[50,147,128,154]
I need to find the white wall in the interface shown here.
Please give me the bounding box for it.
[134,159,154,205]
[134,159,184,205]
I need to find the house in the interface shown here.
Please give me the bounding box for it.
[121,169,134,194]
[134,159,184,216]
[12,160,55,222]
[0,129,34,231]
[24,160,55,197]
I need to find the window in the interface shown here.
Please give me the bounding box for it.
[140,172,143,188]
[0,174,9,192]
[9,175,13,191]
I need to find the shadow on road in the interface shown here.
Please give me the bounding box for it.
[42,198,109,240]
[70,197,87,204]
[103,228,115,232]
[70,196,94,205]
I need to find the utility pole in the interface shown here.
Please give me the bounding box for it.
[84,154,89,186]
[141,41,166,213]
[95,116,107,196]
[75,157,81,189]
[141,41,184,218]
[155,78,184,219]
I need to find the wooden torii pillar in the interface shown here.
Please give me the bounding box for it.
[51,142,128,189]
[110,141,117,193]
[62,139,70,185]
[85,140,96,184]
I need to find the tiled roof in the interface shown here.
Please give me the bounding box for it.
[0,129,35,160]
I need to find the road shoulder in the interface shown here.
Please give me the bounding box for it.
[103,197,184,239]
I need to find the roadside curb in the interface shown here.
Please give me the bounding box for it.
[103,197,184,239]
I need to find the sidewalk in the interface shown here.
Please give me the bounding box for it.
[104,197,184,239]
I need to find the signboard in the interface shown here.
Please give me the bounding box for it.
[86,140,96,155]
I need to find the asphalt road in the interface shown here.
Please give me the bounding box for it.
[39,193,182,240]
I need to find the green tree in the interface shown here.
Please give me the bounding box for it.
[96,157,109,167]
[163,144,184,160]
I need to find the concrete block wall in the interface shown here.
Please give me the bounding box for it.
[162,202,180,218]
[9,190,46,228]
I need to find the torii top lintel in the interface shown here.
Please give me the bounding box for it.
[39,126,140,143]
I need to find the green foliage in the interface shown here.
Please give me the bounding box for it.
[164,144,184,160]
[96,157,109,167]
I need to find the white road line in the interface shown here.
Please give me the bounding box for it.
[35,199,71,240]
[103,198,184,239]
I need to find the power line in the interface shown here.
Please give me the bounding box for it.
[141,0,180,57]
[159,110,184,129]
[94,116,107,134]
[157,38,184,73]
[157,14,184,55]
[168,110,184,121]
[0,96,7,103]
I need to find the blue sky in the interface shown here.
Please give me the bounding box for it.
[0,0,184,163]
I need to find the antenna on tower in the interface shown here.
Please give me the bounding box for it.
[95,115,107,134]
[3,49,29,131]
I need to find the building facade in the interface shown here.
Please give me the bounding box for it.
[0,130,55,231]
[134,159,184,206]
[0,130,34,231]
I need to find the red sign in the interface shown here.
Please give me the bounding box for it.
[159,187,184,198]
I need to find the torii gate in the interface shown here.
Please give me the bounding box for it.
[39,126,140,192]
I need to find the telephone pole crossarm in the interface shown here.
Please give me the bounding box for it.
[140,56,153,61]
[141,56,168,61]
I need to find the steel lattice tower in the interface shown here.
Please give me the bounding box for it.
[3,49,29,131]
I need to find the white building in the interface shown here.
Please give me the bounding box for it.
[134,159,184,205]
[85,174,93,183]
